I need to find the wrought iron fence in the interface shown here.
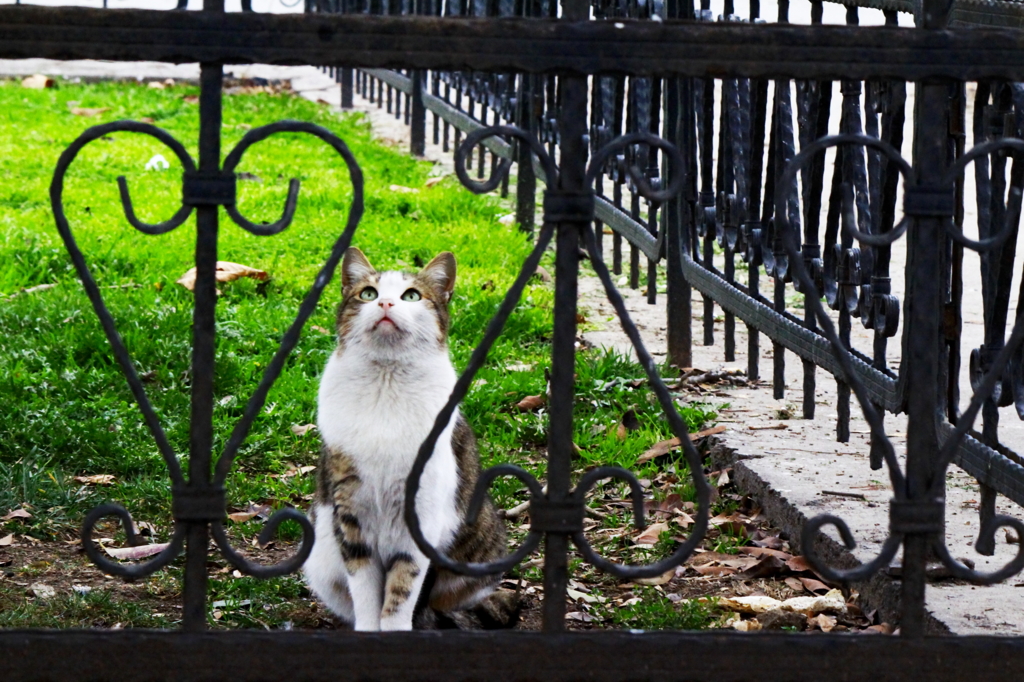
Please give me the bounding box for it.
[323,0,1024,572]
[5,0,1024,678]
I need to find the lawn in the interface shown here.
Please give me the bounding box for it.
[0,77,739,631]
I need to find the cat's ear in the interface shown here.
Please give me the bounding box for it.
[342,247,375,289]
[420,252,457,302]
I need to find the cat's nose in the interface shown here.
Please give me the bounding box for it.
[379,299,394,311]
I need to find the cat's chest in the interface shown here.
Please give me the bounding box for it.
[317,351,457,459]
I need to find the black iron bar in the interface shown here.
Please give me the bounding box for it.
[541,0,588,634]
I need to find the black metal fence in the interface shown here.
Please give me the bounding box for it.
[6,0,1024,679]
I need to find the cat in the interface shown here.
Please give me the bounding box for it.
[303,247,511,631]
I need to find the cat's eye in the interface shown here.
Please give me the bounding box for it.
[359,287,378,301]
[401,289,421,302]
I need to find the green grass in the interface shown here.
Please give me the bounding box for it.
[0,78,717,629]
[594,587,720,630]
[0,589,175,629]
[0,78,552,536]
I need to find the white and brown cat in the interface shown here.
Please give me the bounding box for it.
[303,247,509,631]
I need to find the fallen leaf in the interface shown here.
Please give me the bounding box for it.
[183,95,199,104]
[809,614,837,632]
[780,589,847,617]
[799,577,831,594]
[0,534,13,546]
[719,556,759,571]
[866,622,894,635]
[784,577,806,592]
[148,81,166,89]
[634,568,675,586]
[227,504,272,524]
[176,261,269,292]
[565,611,596,623]
[717,469,731,487]
[567,587,600,603]
[1,508,32,521]
[311,325,332,335]
[1006,528,1019,544]
[786,555,813,573]
[636,425,727,464]
[692,563,737,576]
[71,107,110,117]
[739,555,786,579]
[103,542,171,561]
[22,74,55,89]
[389,184,419,194]
[424,176,446,188]
[534,265,553,282]
[750,534,787,550]
[74,474,115,486]
[28,583,56,600]
[739,546,793,561]
[277,465,316,480]
[718,595,782,614]
[290,423,316,437]
[731,618,761,632]
[516,394,546,411]
[634,521,670,546]
[672,511,695,528]
[140,117,155,123]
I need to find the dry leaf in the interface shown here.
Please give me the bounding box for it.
[634,521,670,546]
[786,555,813,573]
[424,176,446,188]
[148,81,166,89]
[672,510,695,528]
[717,469,731,486]
[533,265,553,282]
[809,614,837,632]
[780,589,846,617]
[0,533,13,546]
[718,595,782,614]
[28,583,56,600]
[731,618,761,632]
[228,504,272,524]
[516,394,546,411]
[739,546,793,561]
[176,261,269,292]
[866,622,894,635]
[784,577,806,592]
[290,423,316,437]
[71,107,110,117]
[22,74,55,89]
[1,508,32,521]
[103,542,170,561]
[277,465,316,480]
[799,577,831,594]
[636,425,727,464]
[311,325,332,335]
[74,474,115,486]
[634,568,675,586]
[565,611,596,623]
[183,95,199,104]
[389,184,419,194]
[692,563,737,577]
[739,555,786,579]
[140,117,155,124]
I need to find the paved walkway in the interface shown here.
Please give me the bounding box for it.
[5,58,1024,634]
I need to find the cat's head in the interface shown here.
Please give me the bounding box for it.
[335,247,456,359]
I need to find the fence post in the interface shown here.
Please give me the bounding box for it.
[516,74,537,235]
[340,68,354,109]
[410,70,426,157]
